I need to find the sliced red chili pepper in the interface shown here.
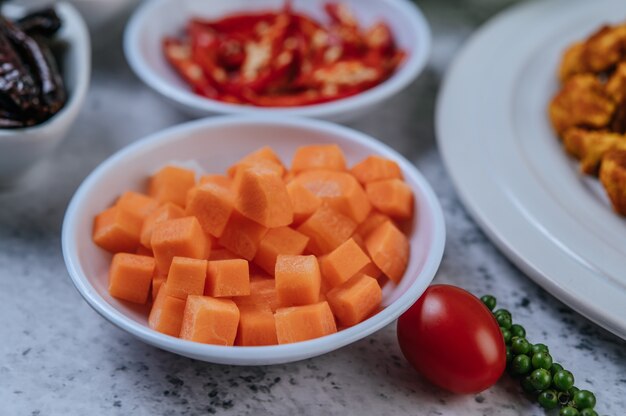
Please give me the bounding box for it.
[162,38,219,98]
[187,21,228,87]
[324,3,358,29]
[190,13,277,38]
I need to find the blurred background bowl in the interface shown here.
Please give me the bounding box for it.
[124,0,431,122]
[0,2,91,187]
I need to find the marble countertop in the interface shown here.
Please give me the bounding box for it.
[1,1,624,415]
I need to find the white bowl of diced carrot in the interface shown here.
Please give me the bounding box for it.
[62,116,445,365]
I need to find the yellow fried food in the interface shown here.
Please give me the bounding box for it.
[549,74,615,135]
[581,24,626,72]
[558,42,586,81]
[599,149,626,215]
[563,128,626,174]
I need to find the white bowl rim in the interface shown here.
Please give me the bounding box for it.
[61,115,445,364]
[0,2,91,139]
[123,0,431,118]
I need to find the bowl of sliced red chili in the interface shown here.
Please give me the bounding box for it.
[124,0,430,122]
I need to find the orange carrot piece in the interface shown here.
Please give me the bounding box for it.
[233,278,278,312]
[253,227,309,275]
[179,296,240,345]
[297,205,357,255]
[235,304,278,346]
[291,144,346,173]
[218,210,268,260]
[205,259,250,297]
[152,274,166,301]
[275,255,321,307]
[234,165,293,227]
[228,146,286,177]
[292,170,371,223]
[286,181,322,224]
[148,165,196,207]
[162,256,207,300]
[327,274,382,327]
[93,206,142,253]
[199,174,232,189]
[108,253,155,304]
[115,191,160,223]
[151,216,210,274]
[185,182,235,238]
[355,211,391,239]
[320,238,371,288]
[148,284,186,336]
[365,221,409,283]
[366,179,414,219]
[350,155,403,184]
[351,234,384,279]
[140,202,185,249]
[274,302,337,344]
[209,248,239,261]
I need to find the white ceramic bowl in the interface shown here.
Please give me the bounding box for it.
[123,0,431,122]
[62,116,445,365]
[0,2,91,186]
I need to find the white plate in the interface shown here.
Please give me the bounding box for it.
[62,116,446,365]
[436,0,626,339]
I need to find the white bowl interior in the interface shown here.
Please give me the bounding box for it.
[63,117,445,365]
[125,0,431,120]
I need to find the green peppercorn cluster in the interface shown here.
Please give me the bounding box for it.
[480,295,599,416]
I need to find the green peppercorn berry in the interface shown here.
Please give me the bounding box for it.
[494,308,510,317]
[520,376,537,395]
[553,370,575,391]
[531,351,553,370]
[568,386,580,397]
[573,390,596,409]
[506,346,513,364]
[559,407,579,416]
[510,324,526,338]
[530,368,552,390]
[481,295,496,311]
[558,391,571,406]
[538,389,558,409]
[579,409,598,416]
[531,343,549,354]
[495,312,512,329]
[501,327,512,344]
[550,362,564,375]
[510,354,532,376]
[511,337,531,355]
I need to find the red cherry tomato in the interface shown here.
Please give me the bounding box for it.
[397,285,506,394]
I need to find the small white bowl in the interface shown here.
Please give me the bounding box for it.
[0,2,91,186]
[62,116,445,365]
[123,0,431,122]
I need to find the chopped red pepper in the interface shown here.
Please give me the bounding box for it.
[163,2,405,107]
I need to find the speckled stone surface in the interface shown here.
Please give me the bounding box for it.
[1,1,625,415]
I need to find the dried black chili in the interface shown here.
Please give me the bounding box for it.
[17,7,62,38]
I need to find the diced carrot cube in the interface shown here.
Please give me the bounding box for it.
[185,182,235,238]
[320,238,371,288]
[218,210,268,260]
[286,181,321,224]
[234,166,293,227]
[205,259,250,297]
[350,155,403,184]
[227,146,286,177]
[327,274,382,327]
[209,248,239,261]
[162,256,207,300]
[275,255,321,307]
[366,179,414,219]
[292,170,371,223]
[152,274,166,301]
[179,296,240,345]
[93,206,142,253]
[274,301,337,344]
[297,205,357,255]
[115,191,160,223]
[365,221,409,283]
[108,253,155,304]
[140,202,185,249]
[253,227,309,275]
[235,304,278,346]
[351,234,383,279]
[291,144,346,173]
[355,211,391,239]
[148,165,196,207]
[199,174,232,189]
[148,284,186,336]
[233,278,278,312]
[151,216,210,274]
